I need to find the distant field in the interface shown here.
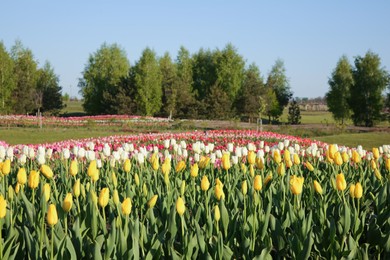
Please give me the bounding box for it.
[61,100,85,116]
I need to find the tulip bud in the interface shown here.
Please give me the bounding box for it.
[28,170,40,189]
[334,152,343,166]
[374,169,382,180]
[123,159,131,173]
[277,163,285,176]
[247,151,256,165]
[162,158,171,176]
[290,175,304,195]
[80,183,86,198]
[214,184,225,201]
[352,150,361,164]
[372,147,379,160]
[91,169,99,182]
[336,173,347,191]
[15,183,21,194]
[253,175,262,191]
[341,151,349,163]
[143,183,148,197]
[0,195,7,219]
[249,165,255,178]
[176,197,185,216]
[328,144,337,159]
[40,164,53,179]
[214,205,220,222]
[62,193,73,213]
[305,162,314,172]
[180,180,186,196]
[349,184,355,198]
[121,197,132,215]
[47,204,58,226]
[98,188,109,208]
[17,168,27,185]
[241,180,247,196]
[264,172,272,186]
[199,156,210,169]
[313,180,323,195]
[240,163,247,174]
[87,160,97,177]
[135,173,140,186]
[69,160,78,176]
[190,163,199,178]
[221,152,231,171]
[1,159,11,175]
[273,150,281,164]
[113,189,120,205]
[111,171,118,188]
[147,195,158,208]
[73,179,80,198]
[293,153,300,165]
[354,182,363,199]
[201,175,210,191]
[175,161,186,173]
[8,185,14,201]
[256,157,264,170]
[43,183,51,202]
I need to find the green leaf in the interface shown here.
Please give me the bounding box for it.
[195,222,206,253]
[66,236,77,260]
[93,239,103,260]
[220,199,229,237]
[261,193,272,240]
[298,230,314,260]
[132,218,140,260]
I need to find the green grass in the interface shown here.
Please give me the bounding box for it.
[61,100,86,116]
[314,132,390,150]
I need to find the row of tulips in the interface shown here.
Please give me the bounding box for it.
[0,130,389,259]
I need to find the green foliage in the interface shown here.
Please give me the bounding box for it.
[350,51,390,126]
[326,55,353,124]
[159,52,178,118]
[0,41,15,114]
[79,43,130,115]
[288,99,301,124]
[134,48,162,116]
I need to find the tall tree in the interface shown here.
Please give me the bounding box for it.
[288,98,301,125]
[205,83,232,119]
[0,41,15,114]
[192,48,216,101]
[350,51,390,126]
[176,47,197,118]
[235,63,265,121]
[263,88,280,123]
[325,55,354,124]
[133,48,162,116]
[79,43,130,115]
[159,52,177,118]
[11,40,38,114]
[36,61,65,115]
[265,59,292,120]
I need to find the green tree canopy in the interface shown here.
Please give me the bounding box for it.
[159,52,177,118]
[0,41,15,114]
[326,55,354,124]
[79,43,130,115]
[133,48,162,116]
[349,51,390,126]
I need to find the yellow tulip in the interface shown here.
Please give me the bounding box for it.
[214,205,221,222]
[221,152,231,171]
[214,184,225,201]
[98,188,109,208]
[190,163,199,178]
[0,195,7,219]
[253,175,262,191]
[28,170,40,189]
[283,150,291,164]
[90,169,99,182]
[264,172,273,186]
[123,159,131,173]
[256,157,264,170]
[352,150,361,164]
[111,171,118,188]
[176,197,185,216]
[69,160,78,176]
[1,159,11,175]
[290,175,304,195]
[73,179,80,198]
[313,180,323,195]
[334,152,343,166]
[180,180,186,196]
[143,183,148,197]
[147,195,158,208]
[215,178,224,188]
[341,152,349,163]
[113,189,120,205]
[241,180,247,195]
[88,160,97,177]
[40,164,53,179]
[43,183,51,202]
[385,158,390,171]
[15,183,20,194]
[336,173,347,191]
[354,182,363,199]
[277,163,285,176]
[293,153,300,165]
[328,144,337,159]
[8,185,14,202]
[249,164,255,177]
[151,154,159,171]
[201,175,210,191]
[286,159,293,168]
[121,198,132,215]
[175,161,186,173]
[17,168,27,185]
[374,169,382,180]
[47,204,58,226]
[305,161,314,172]
[273,150,281,164]
[134,173,140,186]
[62,193,73,213]
[372,147,379,160]
[199,156,210,169]
[247,151,256,165]
[349,184,355,198]
[161,158,171,176]
[240,163,247,174]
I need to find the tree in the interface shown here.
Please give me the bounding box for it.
[265,59,292,120]
[349,51,390,126]
[192,48,216,101]
[36,61,65,115]
[235,63,265,121]
[0,41,15,114]
[159,52,177,118]
[11,40,38,114]
[264,88,280,123]
[288,99,301,124]
[133,48,162,116]
[79,43,130,115]
[326,55,354,124]
[205,83,232,119]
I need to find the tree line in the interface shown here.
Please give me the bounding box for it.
[0,40,64,115]
[78,43,294,122]
[326,51,390,127]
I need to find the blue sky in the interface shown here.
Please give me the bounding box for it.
[1,1,389,98]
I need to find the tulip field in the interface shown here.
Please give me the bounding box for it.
[0,130,389,259]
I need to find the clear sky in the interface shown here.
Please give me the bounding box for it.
[1,1,389,98]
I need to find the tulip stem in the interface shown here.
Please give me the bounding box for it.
[39,218,45,257]
[51,226,54,260]
[181,215,185,256]
[64,215,68,236]
[0,219,3,260]
[32,189,35,205]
